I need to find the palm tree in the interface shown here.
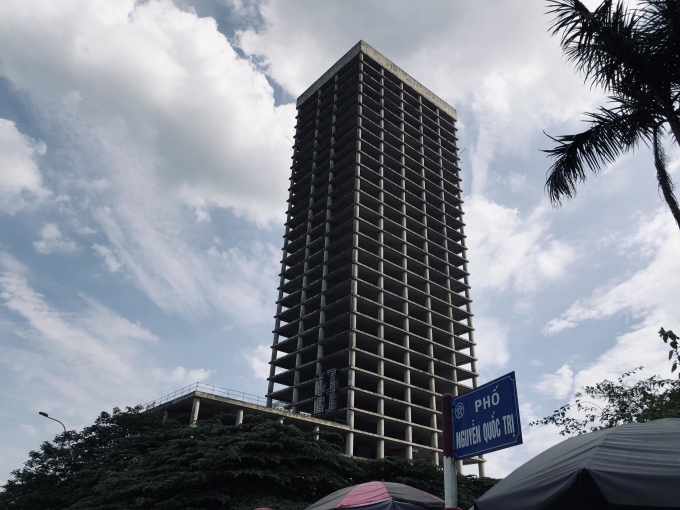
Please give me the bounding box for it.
[544,0,680,231]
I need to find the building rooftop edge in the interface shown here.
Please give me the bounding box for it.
[296,40,457,120]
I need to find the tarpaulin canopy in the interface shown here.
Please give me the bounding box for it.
[475,418,680,510]
[305,481,445,510]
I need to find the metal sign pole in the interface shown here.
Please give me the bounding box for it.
[442,393,458,510]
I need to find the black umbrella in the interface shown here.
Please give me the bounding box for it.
[475,418,680,510]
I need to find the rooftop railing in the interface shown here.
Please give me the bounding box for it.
[143,382,274,410]
[142,382,345,424]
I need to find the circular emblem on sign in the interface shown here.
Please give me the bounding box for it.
[454,402,464,419]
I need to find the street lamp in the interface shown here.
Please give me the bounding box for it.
[38,412,66,433]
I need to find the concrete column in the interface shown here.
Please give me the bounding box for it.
[236,408,244,425]
[278,417,284,424]
[292,335,304,413]
[479,457,487,477]
[313,425,320,440]
[405,398,413,460]
[377,395,385,435]
[162,410,169,423]
[267,341,278,406]
[404,333,411,413]
[377,438,385,459]
[347,328,356,430]
[377,340,385,443]
[431,429,439,465]
[346,431,354,456]
[190,397,200,427]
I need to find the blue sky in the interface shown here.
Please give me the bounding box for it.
[1,0,678,480]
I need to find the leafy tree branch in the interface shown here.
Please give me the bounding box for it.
[530,327,680,436]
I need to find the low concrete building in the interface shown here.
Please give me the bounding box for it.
[145,383,483,473]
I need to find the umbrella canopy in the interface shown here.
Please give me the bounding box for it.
[305,481,444,510]
[475,418,680,510]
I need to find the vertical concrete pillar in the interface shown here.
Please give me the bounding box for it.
[479,459,487,478]
[431,430,439,465]
[313,425,320,440]
[236,408,244,425]
[190,397,200,427]
[278,417,284,424]
[377,339,385,450]
[162,410,169,423]
[346,431,354,456]
[377,409,384,435]
[292,334,304,413]
[347,327,356,432]
[405,392,413,461]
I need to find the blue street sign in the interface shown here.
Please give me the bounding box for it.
[450,371,522,460]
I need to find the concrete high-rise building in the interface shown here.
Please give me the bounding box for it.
[266,41,480,466]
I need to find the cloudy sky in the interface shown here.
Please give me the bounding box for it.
[1,0,678,480]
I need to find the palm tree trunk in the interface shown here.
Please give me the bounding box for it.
[654,128,680,231]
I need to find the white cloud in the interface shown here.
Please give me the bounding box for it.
[478,401,565,478]
[236,0,605,197]
[544,210,680,336]
[0,0,290,324]
[237,0,589,110]
[0,0,294,225]
[0,253,211,421]
[573,315,673,391]
[465,197,577,294]
[509,172,527,193]
[92,243,122,272]
[92,194,279,321]
[243,344,271,380]
[18,424,37,437]
[536,364,574,400]
[536,209,678,433]
[473,315,510,373]
[0,118,51,214]
[33,223,78,254]
[0,446,31,487]
[77,226,97,235]
[483,208,679,478]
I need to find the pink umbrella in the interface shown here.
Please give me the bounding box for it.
[305,481,444,510]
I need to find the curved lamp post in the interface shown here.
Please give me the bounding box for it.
[38,411,66,433]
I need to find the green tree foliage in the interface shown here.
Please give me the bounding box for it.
[660,326,680,374]
[531,328,680,436]
[0,409,497,510]
[544,0,680,231]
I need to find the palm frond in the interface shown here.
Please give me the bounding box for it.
[639,0,680,93]
[547,0,649,93]
[544,106,655,205]
[640,0,680,54]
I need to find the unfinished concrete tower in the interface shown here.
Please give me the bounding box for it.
[266,41,479,465]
